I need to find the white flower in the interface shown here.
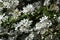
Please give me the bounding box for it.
[8,37,14,40]
[0,39,3,40]
[25,32,34,40]
[0,14,5,24]
[13,19,32,33]
[40,16,48,22]
[22,4,35,14]
[10,0,19,8]
[0,15,3,20]
[35,16,52,30]
[2,16,8,22]
[1,0,19,9]
[35,21,50,30]
[40,29,48,34]
[33,1,41,9]
[3,2,10,8]
[35,16,52,34]
[56,0,60,4]
[0,0,3,2]
[0,14,5,20]
[44,0,50,6]
[57,16,60,23]
[54,14,56,17]
[55,6,59,12]
[12,9,21,19]
[13,0,19,5]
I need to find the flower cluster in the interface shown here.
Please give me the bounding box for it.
[13,19,32,33]
[0,0,60,40]
[0,0,19,9]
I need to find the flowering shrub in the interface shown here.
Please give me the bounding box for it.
[0,0,60,40]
